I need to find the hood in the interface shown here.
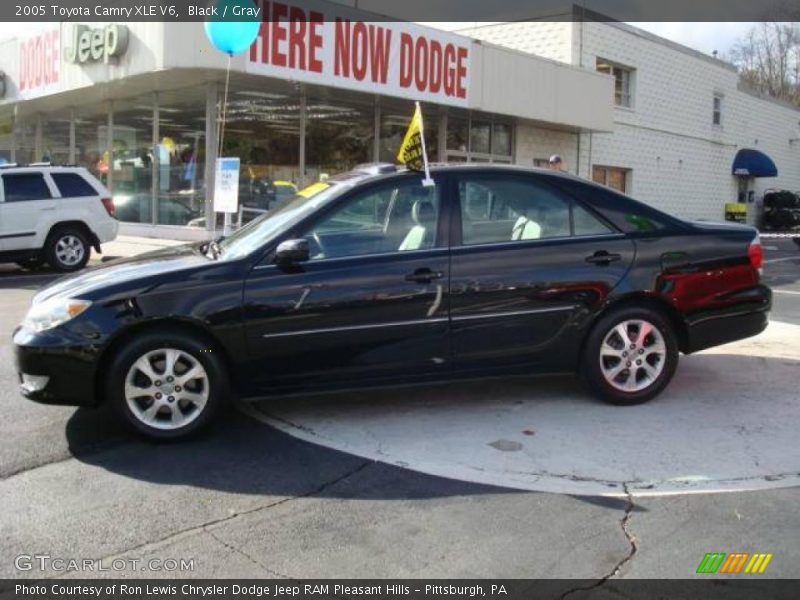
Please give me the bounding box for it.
[34,243,213,304]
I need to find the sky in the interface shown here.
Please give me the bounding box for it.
[0,21,755,59]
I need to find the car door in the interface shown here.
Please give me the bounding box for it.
[449,172,636,373]
[240,174,451,395]
[0,171,58,251]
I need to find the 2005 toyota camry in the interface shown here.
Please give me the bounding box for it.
[14,164,771,439]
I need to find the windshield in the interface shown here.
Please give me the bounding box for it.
[216,181,344,260]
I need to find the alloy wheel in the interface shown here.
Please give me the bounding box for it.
[599,319,667,393]
[55,235,85,267]
[124,348,209,430]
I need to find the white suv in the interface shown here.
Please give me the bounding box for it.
[0,165,119,272]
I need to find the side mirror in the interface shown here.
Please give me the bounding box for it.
[275,238,310,264]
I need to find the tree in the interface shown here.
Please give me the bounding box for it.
[727,22,800,106]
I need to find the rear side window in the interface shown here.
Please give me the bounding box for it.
[51,173,97,198]
[457,175,613,246]
[552,178,680,234]
[2,173,52,203]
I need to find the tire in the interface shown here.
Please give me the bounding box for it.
[581,306,679,406]
[45,226,91,272]
[106,330,229,440]
[15,254,45,270]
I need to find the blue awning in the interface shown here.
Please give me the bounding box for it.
[732,148,778,177]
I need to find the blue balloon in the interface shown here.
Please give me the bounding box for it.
[204,0,261,56]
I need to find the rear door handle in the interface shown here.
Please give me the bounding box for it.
[586,251,622,265]
[405,268,444,284]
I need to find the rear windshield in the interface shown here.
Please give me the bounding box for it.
[52,173,97,198]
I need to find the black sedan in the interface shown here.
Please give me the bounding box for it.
[14,164,771,439]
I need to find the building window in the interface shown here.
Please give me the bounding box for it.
[596,59,634,108]
[713,94,723,126]
[533,158,550,168]
[592,165,630,193]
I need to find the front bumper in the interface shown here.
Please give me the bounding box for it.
[13,326,99,407]
[684,284,772,354]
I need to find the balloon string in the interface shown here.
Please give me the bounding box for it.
[218,53,231,157]
[218,53,232,159]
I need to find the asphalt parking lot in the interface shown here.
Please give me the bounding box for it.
[1,239,798,582]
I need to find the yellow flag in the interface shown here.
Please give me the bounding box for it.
[397,103,426,172]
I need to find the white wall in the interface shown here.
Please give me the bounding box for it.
[471,41,612,130]
[462,22,574,64]
[581,21,800,220]
[516,123,579,174]
[464,20,800,221]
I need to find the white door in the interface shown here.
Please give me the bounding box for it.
[0,172,58,251]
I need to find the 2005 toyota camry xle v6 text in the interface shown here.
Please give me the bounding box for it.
[14,164,771,439]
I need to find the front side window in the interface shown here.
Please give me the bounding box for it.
[1,173,52,203]
[458,176,612,246]
[596,59,634,108]
[302,179,440,260]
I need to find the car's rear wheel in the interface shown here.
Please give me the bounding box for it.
[581,306,679,405]
[45,227,90,272]
[107,331,229,440]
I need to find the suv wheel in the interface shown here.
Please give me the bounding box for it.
[582,307,679,406]
[107,330,229,440]
[45,227,90,272]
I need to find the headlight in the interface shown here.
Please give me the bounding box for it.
[21,298,93,333]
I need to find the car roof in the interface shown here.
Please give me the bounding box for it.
[341,162,586,188]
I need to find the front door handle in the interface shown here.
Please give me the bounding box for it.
[586,251,622,265]
[405,268,444,284]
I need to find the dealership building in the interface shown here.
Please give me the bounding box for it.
[1,6,798,238]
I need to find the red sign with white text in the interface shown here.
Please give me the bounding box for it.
[18,29,61,98]
[246,3,470,107]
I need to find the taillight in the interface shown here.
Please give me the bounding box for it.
[101,197,115,217]
[748,235,764,272]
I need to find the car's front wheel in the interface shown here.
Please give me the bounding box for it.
[582,307,679,405]
[106,331,229,440]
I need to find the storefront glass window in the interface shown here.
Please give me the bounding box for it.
[306,90,374,182]
[74,106,109,187]
[446,114,469,154]
[0,111,13,164]
[221,82,301,225]
[111,98,156,225]
[14,119,35,165]
[492,122,512,156]
[41,117,70,164]
[379,101,438,164]
[470,119,491,155]
[156,87,207,226]
[446,112,512,163]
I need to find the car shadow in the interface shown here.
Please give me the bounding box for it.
[63,350,795,504]
[64,403,529,501]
